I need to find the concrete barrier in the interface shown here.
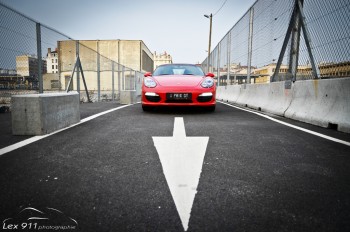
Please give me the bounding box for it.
[217,78,350,133]
[12,92,80,135]
[285,78,350,133]
[217,85,241,103]
[236,84,270,111]
[120,90,137,104]
[218,82,293,116]
[263,82,293,116]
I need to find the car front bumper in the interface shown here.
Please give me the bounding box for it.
[141,88,216,107]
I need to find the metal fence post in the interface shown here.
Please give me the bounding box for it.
[217,44,221,87]
[97,40,100,102]
[36,23,43,93]
[117,63,121,99]
[247,7,254,84]
[122,66,125,91]
[76,41,80,94]
[297,0,320,79]
[112,61,115,101]
[289,0,302,81]
[227,32,231,85]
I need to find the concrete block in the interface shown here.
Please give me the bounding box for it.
[11,92,80,135]
[285,78,350,133]
[120,90,137,104]
[216,78,350,133]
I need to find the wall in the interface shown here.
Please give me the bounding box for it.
[43,73,60,90]
[58,40,153,91]
[217,78,350,133]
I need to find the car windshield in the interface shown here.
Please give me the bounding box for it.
[153,64,205,76]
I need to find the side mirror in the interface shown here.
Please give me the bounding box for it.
[205,72,215,78]
[144,72,152,77]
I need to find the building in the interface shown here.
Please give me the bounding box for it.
[216,63,257,85]
[253,62,350,83]
[0,68,22,89]
[313,61,350,78]
[43,73,60,90]
[153,51,173,69]
[253,63,287,83]
[16,55,47,78]
[15,55,47,89]
[58,40,154,91]
[46,48,59,74]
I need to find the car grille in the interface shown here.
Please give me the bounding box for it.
[197,95,213,102]
[145,95,161,102]
[165,99,193,103]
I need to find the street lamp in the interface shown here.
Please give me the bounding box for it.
[204,14,212,73]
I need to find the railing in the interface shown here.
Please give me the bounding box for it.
[202,0,350,85]
[0,2,142,106]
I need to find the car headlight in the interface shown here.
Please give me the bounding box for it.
[144,77,157,88]
[201,77,214,88]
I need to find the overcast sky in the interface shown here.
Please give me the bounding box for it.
[1,0,256,64]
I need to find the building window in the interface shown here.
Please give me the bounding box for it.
[52,59,54,63]
[52,65,54,69]
[56,65,58,69]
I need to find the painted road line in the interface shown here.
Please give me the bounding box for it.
[0,104,132,156]
[220,101,350,147]
[153,117,209,231]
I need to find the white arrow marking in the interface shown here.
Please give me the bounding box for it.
[153,117,209,231]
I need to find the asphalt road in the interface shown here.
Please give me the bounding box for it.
[1,102,350,232]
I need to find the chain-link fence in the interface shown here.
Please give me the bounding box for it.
[202,0,350,85]
[58,40,143,103]
[0,2,143,108]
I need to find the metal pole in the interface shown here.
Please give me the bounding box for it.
[97,40,100,102]
[134,71,137,91]
[66,57,77,92]
[297,0,320,79]
[205,14,213,73]
[129,69,133,90]
[247,7,254,84]
[36,23,43,93]
[112,61,115,101]
[122,66,125,91]
[76,41,80,94]
[209,14,212,73]
[217,44,221,87]
[271,1,298,82]
[227,32,231,85]
[289,0,302,82]
[78,58,91,103]
[117,63,121,99]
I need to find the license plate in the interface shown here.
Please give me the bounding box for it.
[166,93,192,100]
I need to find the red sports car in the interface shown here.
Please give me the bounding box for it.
[142,64,216,111]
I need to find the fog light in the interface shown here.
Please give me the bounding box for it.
[145,92,161,102]
[199,92,213,97]
[145,92,159,97]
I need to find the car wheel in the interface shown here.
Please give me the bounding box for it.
[142,105,153,112]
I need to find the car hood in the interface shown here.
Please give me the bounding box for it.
[154,75,204,87]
